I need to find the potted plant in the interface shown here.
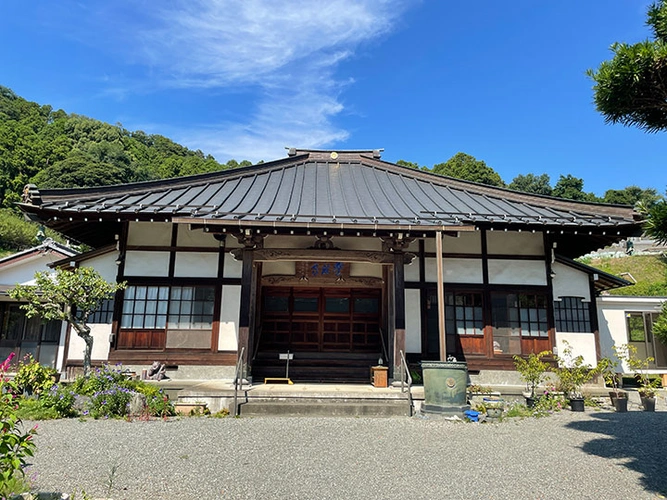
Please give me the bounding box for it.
[554,342,598,412]
[598,349,628,412]
[513,350,551,407]
[621,343,661,412]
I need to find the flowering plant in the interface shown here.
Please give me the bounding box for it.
[0,353,37,496]
[89,387,136,418]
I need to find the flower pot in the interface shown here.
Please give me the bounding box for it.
[608,390,627,402]
[640,396,656,412]
[486,406,504,419]
[525,396,537,408]
[569,398,585,412]
[613,397,628,413]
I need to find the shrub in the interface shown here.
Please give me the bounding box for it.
[69,364,133,396]
[15,397,60,420]
[513,350,552,397]
[0,353,37,496]
[68,364,174,418]
[134,383,174,417]
[13,354,57,396]
[40,384,78,418]
[89,387,135,418]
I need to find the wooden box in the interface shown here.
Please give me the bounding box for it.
[371,366,388,388]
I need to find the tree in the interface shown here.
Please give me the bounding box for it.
[639,198,667,244]
[588,1,667,132]
[552,174,598,202]
[396,160,421,170]
[508,173,553,196]
[602,186,661,207]
[9,268,125,375]
[588,3,667,244]
[432,152,505,186]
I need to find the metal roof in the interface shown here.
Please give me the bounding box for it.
[18,150,641,255]
[0,238,78,269]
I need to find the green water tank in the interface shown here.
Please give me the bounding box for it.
[421,360,470,414]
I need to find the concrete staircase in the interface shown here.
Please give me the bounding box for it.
[239,397,411,417]
[161,380,416,417]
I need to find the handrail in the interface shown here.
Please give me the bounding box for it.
[232,347,245,417]
[399,350,413,416]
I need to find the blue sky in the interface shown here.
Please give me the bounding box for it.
[4,0,666,196]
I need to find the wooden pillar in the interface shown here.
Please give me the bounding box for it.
[235,231,265,381]
[238,248,254,374]
[381,234,415,379]
[589,276,601,362]
[393,251,406,377]
[435,231,446,360]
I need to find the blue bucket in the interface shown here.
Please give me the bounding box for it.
[464,409,480,422]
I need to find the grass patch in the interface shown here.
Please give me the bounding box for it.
[15,397,60,420]
[582,254,667,296]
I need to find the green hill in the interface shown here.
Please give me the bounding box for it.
[0,85,250,252]
[581,254,667,296]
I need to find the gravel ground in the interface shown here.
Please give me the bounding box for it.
[25,410,666,500]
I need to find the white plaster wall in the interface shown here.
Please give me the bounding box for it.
[225,237,242,249]
[174,252,218,278]
[350,262,383,278]
[486,231,544,255]
[405,289,421,354]
[223,252,243,278]
[405,261,419,281]
[82,252,118,282]
[124,251,170,277]
[0,254,64,285]
[336,237,383,251]
[424,232,482,254]
[127,222,172,246]
[218,285,241,351]
[176,227,220,248]
[552,262,591,301]
[262,261,296,276]
[424,258,483,284]
[67,324,112,361]
[555,331,598,368]
[488,260,546,285]
[264,236,313,248]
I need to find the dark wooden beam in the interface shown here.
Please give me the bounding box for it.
[238,248,415,265]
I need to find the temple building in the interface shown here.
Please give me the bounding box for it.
[17,149,640,382]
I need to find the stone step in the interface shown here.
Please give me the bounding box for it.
[238,399,412,417]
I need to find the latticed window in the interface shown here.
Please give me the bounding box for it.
[517,294,549,337]
[491,292,549,355]
[121,285,169,329]
[445,292,484,336]
[120,285,215,330]
[88,299,115,324]
[554,297,591,333]
[167,286,215,330]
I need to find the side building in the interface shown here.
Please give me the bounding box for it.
[0,238,78,369]
[18,149,640,382]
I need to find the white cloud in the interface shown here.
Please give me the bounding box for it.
[143,0,401,86]
[124,0,411,161]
